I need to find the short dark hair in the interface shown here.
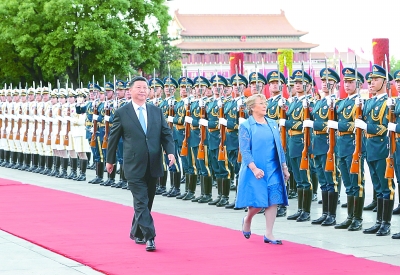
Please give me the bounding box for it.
[129,76,149,87]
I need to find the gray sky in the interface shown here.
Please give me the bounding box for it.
[166,0,400,59]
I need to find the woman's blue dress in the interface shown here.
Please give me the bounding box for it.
[235,116,289,208]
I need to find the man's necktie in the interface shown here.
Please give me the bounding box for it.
[138,106,146,133]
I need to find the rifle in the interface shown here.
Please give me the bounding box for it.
[236,65,245,162]
[350,58,362,174]
[102,101,110,149]
[90,101,98,148]
[300,62,310,170]
[39,103,45,143]
[8,104,15,140]
[217,79,227,161]
[23,102,30,142]
[197,72,206,160]
[325,60,335,172]
[55,103,62,145]
[277,63,287,153]
[31,103,38,142]
[180,91,191,157]
[384,54,395,179]
[64,104,70,146]
[46,105,53,146]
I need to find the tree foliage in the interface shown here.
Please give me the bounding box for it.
[0,0,171,87]
[390,56,400,73]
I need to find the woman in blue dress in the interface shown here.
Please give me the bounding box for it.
[236,94,289,244]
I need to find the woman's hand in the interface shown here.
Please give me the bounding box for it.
[251,167,264,180]
[283,167,290,182]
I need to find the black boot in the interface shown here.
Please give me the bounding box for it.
[176,174,190,199]
[393,186,400,214]
[162,171,175,196]
[216,178,231,207]
[0,149,4,165]
[28,154,39,172]
[183,174,197,201]
[226,178,239,209]
[312,191,328,224]
[21,153,31,171]
[156,171,168,195]
[198,176,213,203]
[287,188,304,220]
[167,172,181,197]
[34,155,46,173]
[363,198,383,234]
[180,170,186,184]
[11,152,22,169]
[192,175,204,202]
[6,151,17,168]
[57,158,69,178]
[335,196,355,229]
[1,150,10,167]
[66,158,78,179]
[91,162,104,184]
[321,191,338,226]
[76,159,87,181]
[311,173,318,201]
[49,157,61,177]
[104,165,116,186]
[19,153,28,170]
[297,189,312,222]
[376,199,394,236]
[101,167,111,186]
[364,189,377,210]
[348,196,365,231]
[88,162,100,183]
[276,205,287,217]
[86,152,91,168]
[208,178,223,205]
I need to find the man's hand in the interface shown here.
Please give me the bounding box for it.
[106,163,114,174]
[168,154,176,167]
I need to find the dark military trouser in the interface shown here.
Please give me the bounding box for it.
[192,146,211,177]
[290,156,312,190]
[338,154,365,197]
[367,158,395,200]
[314,154,339,193]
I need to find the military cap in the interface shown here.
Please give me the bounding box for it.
[210,75,228,86]
[286,76,295,86]
[193,76,211,88]
[80,88,89,98]
[68,88,78,97]
[50,90,58,98]
[149,78,164,89]
[365,72,372,84]
[178,77,194,87]
[248,72,267,85]
[163,77,178,88]
[58,88,68,98]
[115,80,126,90]
[342,68,365,83]
[104,82,114,91]
[370,64,393,81]
[393,70,400,81]
[20,89,27,96]
[320,68,340,83]
[42,87,50,95]
[88,82,101,91]
[12,89,20,96]
[28,88,36,95]
[266,71,286,84]
[292,70,312,83]
[231,74,248,87]
[6,89,12,96]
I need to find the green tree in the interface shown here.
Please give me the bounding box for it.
[0,0,170,88]
[390,56,400,73]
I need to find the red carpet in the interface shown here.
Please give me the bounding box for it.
[1,178,399,275]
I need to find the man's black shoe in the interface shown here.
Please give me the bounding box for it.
[134,238,146,245]
[146,239,156,252]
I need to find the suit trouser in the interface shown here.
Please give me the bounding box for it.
[367,158,395,200]
[117,138,124,165]
[338,154,365,197]
[290,156,312,190]
[314,154,339,193]
[129,159,158,241]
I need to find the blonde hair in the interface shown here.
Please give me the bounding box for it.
[246,94,266,115]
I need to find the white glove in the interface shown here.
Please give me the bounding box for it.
[354,119,367,130]
[76,97,83,104]
[219,118,227,126]
[279,119,286,127]
[90,127,94,133]
[278,98,286,107]
[388,122,397,132]
[184,116,193,124]
[327,120,338,130]
[92,114,99,121]
[199,118,208,127]
[167,116,174,123]
[183,98,189,105]
[239,117,246,125]
[236,98,243,107]
[326,96,335,107]
[355,97,364,109]
[167,98,175,105]
[387,98,395,107]
[104,115,110,122]
[198,98,204,107]
[64,116,71,122]
[217,99,222,108]
[302,99,309,108]
[303,119,314,128]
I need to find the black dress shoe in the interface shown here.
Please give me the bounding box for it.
[135,237,146,245]
[146,239,156,252]
[392,232,400,239]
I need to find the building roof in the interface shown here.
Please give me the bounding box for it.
[177,41,319,52]
[174,10,308,37]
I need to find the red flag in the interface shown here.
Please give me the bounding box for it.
[339,60,346,99]
[334,48,339,55]
[348,48,355,54]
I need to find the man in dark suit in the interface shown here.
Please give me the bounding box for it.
[106,76,175,252]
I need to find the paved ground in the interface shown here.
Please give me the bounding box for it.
[1,162,400,274]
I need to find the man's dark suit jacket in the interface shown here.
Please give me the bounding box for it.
[106,102,175,180]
